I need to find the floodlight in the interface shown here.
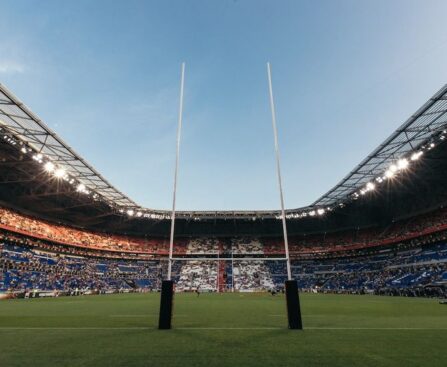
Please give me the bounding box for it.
[33,153,43,162]
[385,170,394,178]
[389,164,398,172]
[54,168,66,178]
[397,158,409,170]
[366,182,375,190]
[20,147,27,154]
[411,151,423,161]
[44,162,55,173]
[76,183,86,192]
[127,209,135,216]
[317,208,325,215]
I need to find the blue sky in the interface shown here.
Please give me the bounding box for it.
[1,0,447,211]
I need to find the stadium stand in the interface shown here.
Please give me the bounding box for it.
[0,205,445,298]
[0,240,163,295]
[0,207,168,255]
[3,205,447,256]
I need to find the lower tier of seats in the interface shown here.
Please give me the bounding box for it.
[1,238,446,298]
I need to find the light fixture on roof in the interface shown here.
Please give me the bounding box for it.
[136,211,143,217]
[76,183,86,192]
[385,170,394,179]
[397,158,409,170]
[389,164,398,173]
[54,168,66,178]
[366,182,375,191]
[20,147,27,154]
[32,153,43,163]
[44,161,55,173]
[127,209,134,217]
[317,208,325,215]
[411,151,423,161]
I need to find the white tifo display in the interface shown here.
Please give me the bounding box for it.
[233,261,275,292]
[174,238,275,292]
[175,238,219,292]
[176,261,218,292]
[231,239,275,291]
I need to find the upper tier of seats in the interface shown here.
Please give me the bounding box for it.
[2,205,447,256]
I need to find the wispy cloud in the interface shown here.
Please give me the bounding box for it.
[0,61,25,74]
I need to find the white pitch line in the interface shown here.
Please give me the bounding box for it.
[269,314,327,317]
[177,327,447,331]
[0,327,281,331]
[0,327,446,331]
[304,326,447,330]
[173,327,285,330]
[110,315,152,318]
[109,314,188,318]
[0,326,155,330]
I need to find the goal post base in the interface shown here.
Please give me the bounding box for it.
[285,280,303,330]
[158,280,174,329]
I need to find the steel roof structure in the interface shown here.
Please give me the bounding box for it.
[1,82,447,220]
[313,84,447,207]
[0,83,137,209]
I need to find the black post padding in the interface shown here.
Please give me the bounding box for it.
[285,280,303,330]
[158,280,174,329]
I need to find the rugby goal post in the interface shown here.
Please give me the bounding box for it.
[158,63,302,330]
[267,62,302,329]
[158,62,185,330]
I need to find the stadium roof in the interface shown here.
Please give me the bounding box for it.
[313,84,447,207]
[1,82,447,221]
[0,83,137,209]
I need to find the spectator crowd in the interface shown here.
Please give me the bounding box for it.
[0,206,446,298]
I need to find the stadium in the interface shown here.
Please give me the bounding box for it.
[1,2,447,367]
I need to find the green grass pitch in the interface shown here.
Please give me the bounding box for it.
[0,292,446,366]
